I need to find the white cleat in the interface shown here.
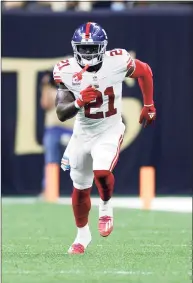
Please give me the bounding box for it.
[67,224,91,254]
[68,243,85,254]
[98,199,113,237]
[98,215,113,237]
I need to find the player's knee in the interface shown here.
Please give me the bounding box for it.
[94,170,114,201]
[94,170,111,179]
[72,187,91,201]
[70,170,93,190]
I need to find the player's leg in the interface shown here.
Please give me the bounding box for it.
[65,135,94,254]
[69,167,93,254]
[94,169,115,237]
[71,186,92,253]
[92,124,124,237]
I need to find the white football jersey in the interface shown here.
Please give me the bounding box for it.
[53,49,135,136]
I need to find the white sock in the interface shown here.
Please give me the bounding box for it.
[73,223,91,248]
[99,199,113,218]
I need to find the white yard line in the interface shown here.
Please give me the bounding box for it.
[3,270,191,276]
[2,197,192,213]
[97,244,191,248]
[1,270,153,275]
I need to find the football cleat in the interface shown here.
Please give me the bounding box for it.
[98,215,113,237]
[68,243,85,254]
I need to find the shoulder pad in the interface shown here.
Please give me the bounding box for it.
[105,49,134,73]
[53,58,74,83]
[106,48,128,57]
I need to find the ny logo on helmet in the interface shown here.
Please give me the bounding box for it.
[81,33,93,43]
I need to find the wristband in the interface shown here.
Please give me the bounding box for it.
[74,99,84,109]
[74,100,81,109]
[144,104,153,107]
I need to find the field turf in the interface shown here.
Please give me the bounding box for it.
[2,202,192,283]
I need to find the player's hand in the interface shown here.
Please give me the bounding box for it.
[76,85,98,108]
[139,104,156,127]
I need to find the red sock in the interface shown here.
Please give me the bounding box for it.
[72,187,91,228]
[94,170,115,202]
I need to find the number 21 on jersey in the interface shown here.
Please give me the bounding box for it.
[84,87,117,119]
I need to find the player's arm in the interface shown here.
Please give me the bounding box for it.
[55,83,78,122]
[126,58,156,127]
[55,83,98,122]
[126,59,153,106]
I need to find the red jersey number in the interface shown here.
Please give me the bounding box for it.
[110,49,123,56]
[84,90,103,119]
[104,87,117,117]
[57,60,70,71]
[84,87,117,119]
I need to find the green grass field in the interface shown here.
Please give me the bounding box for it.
[2,202,192,283]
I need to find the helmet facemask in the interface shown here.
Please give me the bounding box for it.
[71,41,107,66]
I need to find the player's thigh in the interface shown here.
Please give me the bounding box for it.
[92,127,124,172]
[67,135,94,189]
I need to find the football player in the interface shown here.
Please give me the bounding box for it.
[53,22,156,254]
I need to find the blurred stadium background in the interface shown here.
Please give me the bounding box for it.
[2,1,193,283]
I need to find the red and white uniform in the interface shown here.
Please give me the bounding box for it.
[53,49,135,189]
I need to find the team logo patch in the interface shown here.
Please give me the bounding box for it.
[92,75,99,88]
[72,73,81,85]
[148,112,155,119]
[93,75,97,81]
[81,33,93,43]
